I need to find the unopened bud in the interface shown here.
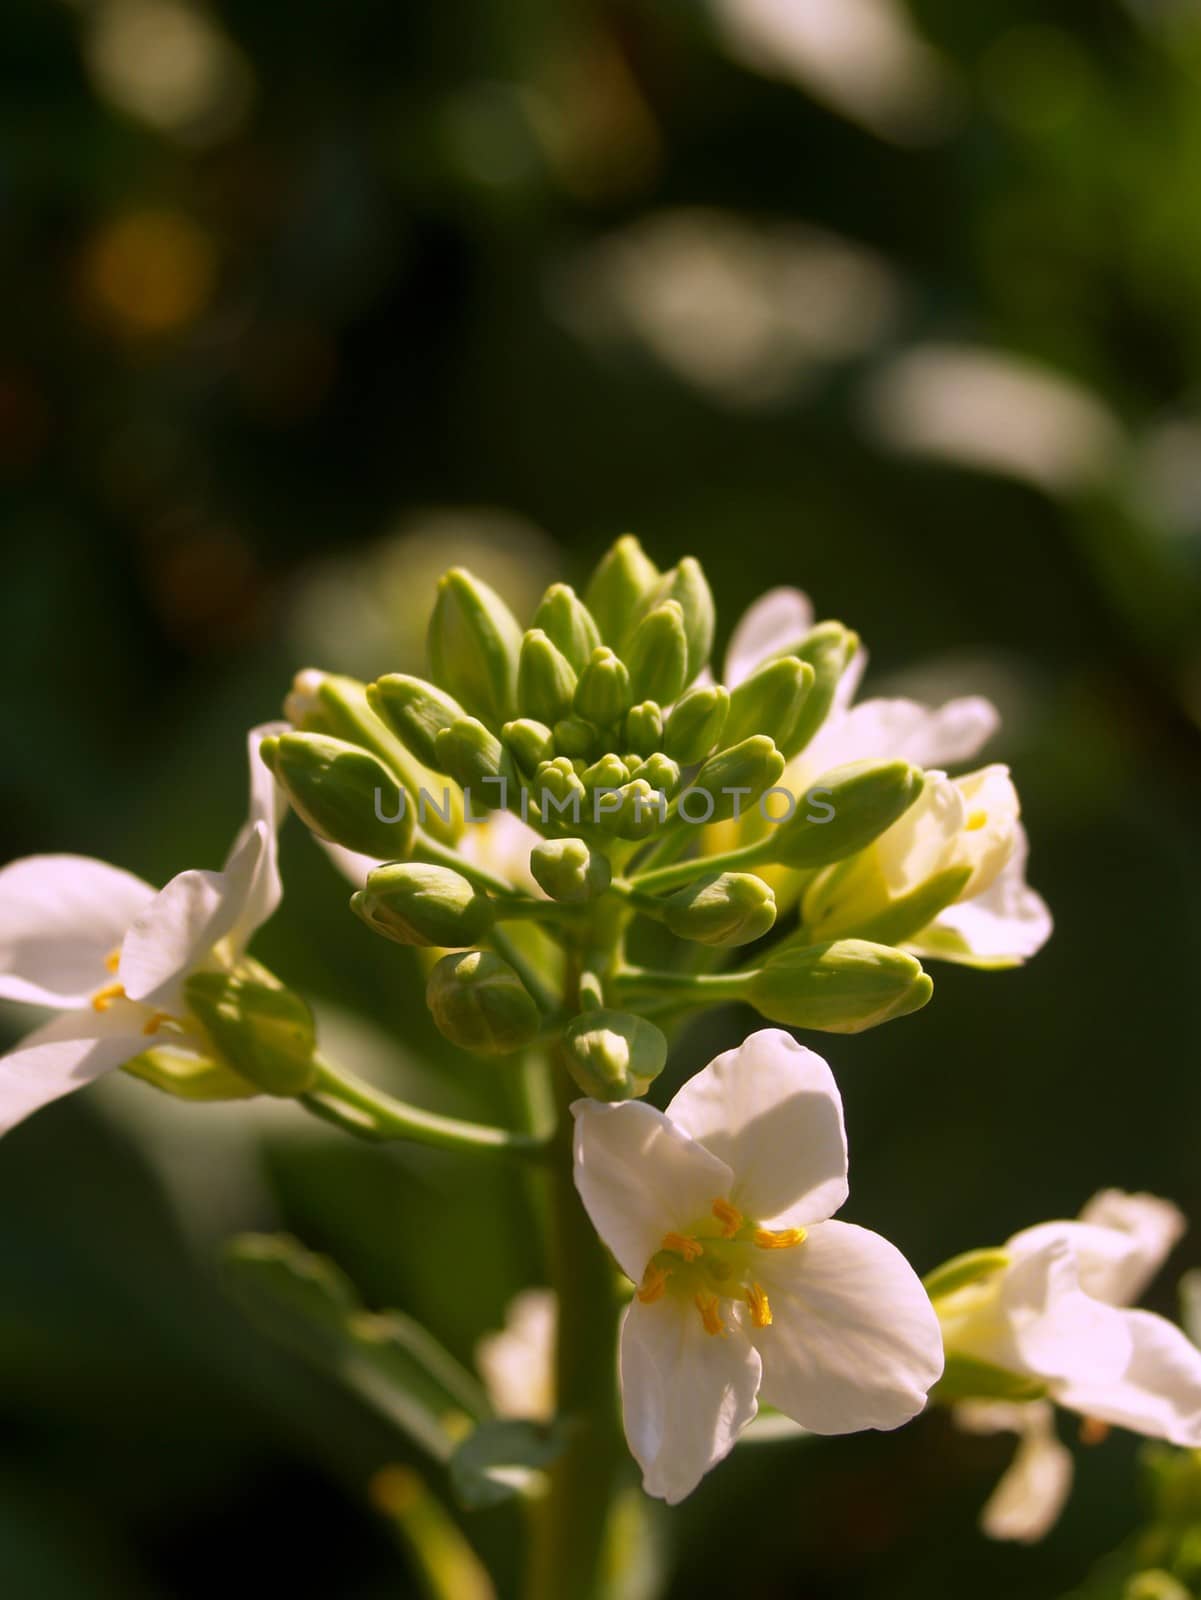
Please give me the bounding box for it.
[723,656,814,753]
[581,753,630,798]
[645,557,714,684]
[610,778,667,840]
[184,970,318,1095]
[662,872,776,947]
[663,684,729,764]
[767,761,925,869]
[627,752,680,798]
[433,717,508,801]
[534,757,587,825]
[785,622,860,759]
[265,732,414,858]
[562,1009,667,1100]
[517,629,578,726]
[427,567,523,729]
[624,600,688,707]
[426,950,541,1055]
[552,715,600,761]
[573,646,631,727]
[624,701,663,758]
[529,838,612,902]
[352,863,495,948]
[686,736,784,822]
[532,582,601,674]
[583,534,660,649]
[502,718,555,777]
[744,938,933,1033]
[368,674,468,772]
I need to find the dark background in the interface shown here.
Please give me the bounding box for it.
[2,0,1200,1594]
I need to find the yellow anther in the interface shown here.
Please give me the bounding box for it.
[695,1293,725,1337]
[662,1232,704,1263]
[965,810,988,832]
[141,1011,173,1036]
[637,1264,670,1304]
[712,1198,744,1238]
[753,1226,807,1250]
[104,949,122,974]
[91,982,125,1013]
[746,1283,772,1328]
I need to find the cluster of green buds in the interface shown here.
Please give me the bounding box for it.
[266,537,935,1101]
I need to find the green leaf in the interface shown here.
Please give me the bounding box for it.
[449,1418,571,1509]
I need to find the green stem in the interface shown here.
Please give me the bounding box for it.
[300,1056,550,1159]
[411,833,517,898]
[629,838,767,893]
[612,965,748,1004]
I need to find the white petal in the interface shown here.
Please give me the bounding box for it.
[957,1400,1073,1543]
[0,855,155,1008]
[801,694,998,779]
[476,1289,557,1422]
[665,1028,848,1227]
[619,1297,761,1503]
[908,826,1051,967]
[0,1006,148,1135]
[222,722,288,950]
[990,1238,1133,1386]
[1054,1309,1201,1446]
[724,588,814,687]
[751,1220,943,1433]
[1075,1190,1186,1307]
[571,1100,733,1283]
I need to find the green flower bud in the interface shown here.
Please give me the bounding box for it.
[584,534,660,648]
[646,557,714,684]
[785,622,860,759]
[529,838,612,902]
[624,701,663,757]
[552,716,600,760]
[517,629,578,726]
[723,656,815,753]
[367,673,468,772]
[663,684,729,764]
[501,717,555,777]
[624,600,688,707]
[744,938,933,1033]
[627,752,681,798]
[534,757,587,826]
[428,567,523,729]
[184,970,318,1095]
[662,872,776,948]
[765,761,925,870]
[266,732,415,858]
[426,950,541,1055]
[684,735,785,823]
[532,582,601,674]
[573,646,631,727]
[610,778,667,840]
[433,717,509,803]
[352,863,495,948]
[562,1009,667,1100]
[580,753,630,797]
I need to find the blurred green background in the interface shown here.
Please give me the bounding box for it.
[3,0,1201,1594]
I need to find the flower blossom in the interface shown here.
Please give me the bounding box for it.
[939,1190,1201,1542]
[572,1027,944,1502]
[0,725,284,1134]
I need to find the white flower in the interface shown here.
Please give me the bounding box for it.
[722,587,1049,967]
[477,1289,557,1422]
[0,725,284,1134]
[941,1190,1201,1541]
[572,1028,944,1503]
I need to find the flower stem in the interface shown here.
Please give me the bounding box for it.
[628,838,768,893]
[300,1056,551,1159]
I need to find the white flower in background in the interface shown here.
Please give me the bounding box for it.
[572,1028,944,1503]
[0,725,284,1134]
[940,1191,1201,1541]
[723,586,1050,967]
[477,1289,557,1422]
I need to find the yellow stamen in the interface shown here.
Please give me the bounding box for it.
[965,810,988,831]
[695,1293,725,1337]
[746,1282,772,1328]
[662,1232,704,1263]
[104,949,121,974]
[141,1011,173,1036]
[637,1264,670,1303]
[753,1226,807,1250]
[712,1198,743,1238]
[91,982,125,1013]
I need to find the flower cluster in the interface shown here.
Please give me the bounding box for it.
[3,535,1195,1555]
